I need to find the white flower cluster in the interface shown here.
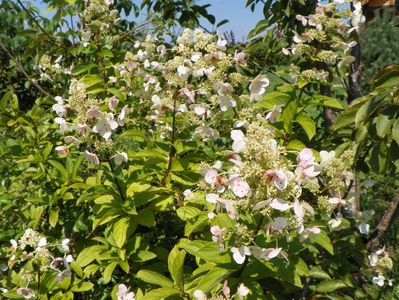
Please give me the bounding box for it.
[202,122,350,265]
[7,229,74,298]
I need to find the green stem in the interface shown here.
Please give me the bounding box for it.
[160,91,178,186]
[108,161,126,202]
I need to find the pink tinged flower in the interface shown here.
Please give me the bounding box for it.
[219,95,236,112]
[10,239,17,251]
[64,136,81,147]
[118,105,129,126]
[222,280,230,297]
[86,107,102,119]
[224,200,239,220]
[183,189,194,199]
[302,164,321,177]
[231,246,251,264]
[213,81,234,95]
[261,247,283,261]
[17,288,35,299]
[193,290,207,300]
[208,212,216,219]
[216,38,227,51]
[203,168,218,185]
[272,217,288,230]
[206,193,219,204]
[84,151,99,165]
[191,52,202,62]
[265,105,282,123]
[368,250,381,267]
[272,170,288,190]
[93,114,118,140]
[249,75,269,101]
[177,65,191,80]
[234,52,247,67]
[108,96,119,111]
[295,14,307,26]
[61,238,70,251]
[372,275,385,287]
[52,102,67,117]
[210,225,221,236]
[328,197,346,205]
[358,223,370,235]
[293,200,305,222]
[229,177,250,198]
[65,254,74,263]
[320,150,335,167]
[55,145,69,156]
[298,148,315,164]
[282,48,290,56]
[109,76,117,83]
[269,198,290,211]
[179,87,195,103]
[231,130,246,153]
[237,283,249,298]
[112,152,128,165]
[54,117,68,133]
[117,284,135,300]
[75,124,90,135]
[190,104,207,116]
[293,35,302,44]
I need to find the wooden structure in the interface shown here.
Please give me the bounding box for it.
[361,0,398,21]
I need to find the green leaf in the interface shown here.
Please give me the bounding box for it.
[49,208,59,227]
[309,266,331,280]
[176,206,202,221]
[309,95,343,109]
[70,281,94,292]
[168,246,186,289]
[184,214,208,236]
[311,231,334,255]
[295,114,316,140]
[393,119,399,145]
[142,287,180,300]
[369,143,388,173]
[136,208,155,227]
[103,261,118,284]
[0,91,18,110]
[136,270,174,288]
[178,239,232,265]
[71,62,97,75]
[79,74,104,89]
[112,217,130,248]
[355,94,386,128]
[193,267,233,294]
[316,279,348,293]
[76,245,104,267]
[286,139,306,150]
[281,100,297,133]
[133,250,157,262]
[48,160,68,181]
[375,114,393,138]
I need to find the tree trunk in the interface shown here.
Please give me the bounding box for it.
[367,188,399,251]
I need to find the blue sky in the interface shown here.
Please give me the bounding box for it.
[32,0,264,41]
[198,0,264,42]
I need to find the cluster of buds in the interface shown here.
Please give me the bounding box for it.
[284,0,364,84]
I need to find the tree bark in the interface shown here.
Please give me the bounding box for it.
[367,188,399,251]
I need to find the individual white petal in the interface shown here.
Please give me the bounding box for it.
[269,198,290,211]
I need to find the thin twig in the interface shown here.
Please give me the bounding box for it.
[16,0,64,48]
[114,19,154,42]
[0,40,53,98]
